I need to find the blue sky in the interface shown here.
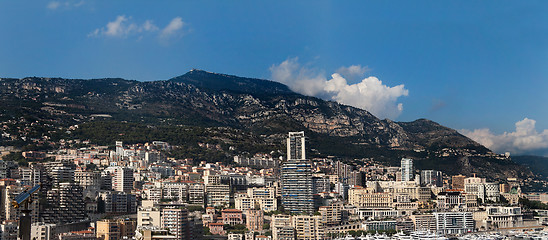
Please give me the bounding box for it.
[1,1,548,155]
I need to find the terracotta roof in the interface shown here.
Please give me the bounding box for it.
[221,209,242,213]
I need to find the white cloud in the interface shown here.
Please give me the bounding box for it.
[460,118,548,155]
[88,15,159,38]
[73,0,85,7]
[47,0,85,10]
[47,1,61,10]
[160,17,184,39]
[89,16,185,43]
[143,20,159,32]
[326,73,408,119]
[336,65,370,81]
[105,16,134,37]
[270,58,326,96]
[270,58,409,119]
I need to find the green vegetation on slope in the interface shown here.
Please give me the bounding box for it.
[72,121,282,164]
[513,155,548,179]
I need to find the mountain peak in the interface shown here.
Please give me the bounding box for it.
[188,68,212,74]
[170,69,294,95]
[0,73,532,180]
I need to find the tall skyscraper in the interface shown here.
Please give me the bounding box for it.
[116,141,124,155]
[287,131,306,160]
[349,170,365,187]
[281,132,314,214]
[113,167,134,193]
[335,161,353,184]
[42,182,86,224]
[161,208,190,240]
[421,170,443,187]
[401,158,414,182]
[43,160,76,186]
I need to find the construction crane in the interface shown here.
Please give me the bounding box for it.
[12,184,40,240]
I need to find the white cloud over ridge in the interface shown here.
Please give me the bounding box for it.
[88,15,155,38]
[460,118,548,156]
[160,17,184,39]
[89,16,185,41]
[270,58,409,119]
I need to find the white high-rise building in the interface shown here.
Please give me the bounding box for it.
[282,132,314,214]
[116,141,124,155]
[113,167,134,193]
[287,132,306,160]
[161,208,190,240]
[401,158,414,182]
[421,170,443,187]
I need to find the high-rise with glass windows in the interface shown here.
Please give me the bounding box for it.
[401,158,414,182]
[287,131,306,160]
[281,132,314,214]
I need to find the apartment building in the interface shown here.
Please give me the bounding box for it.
[206,184,230,207]
[246,209,264,231]
[434,212,474,235]
[292,215,325,240]
[348,187,392,208]
[221,209,243,226]
[96,218,137,240]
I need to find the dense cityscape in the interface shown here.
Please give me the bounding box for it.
[0,131,547,239]
[2,2,548,240]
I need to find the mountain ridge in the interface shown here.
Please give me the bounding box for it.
[0,70,533,180]
[169,69,295,96]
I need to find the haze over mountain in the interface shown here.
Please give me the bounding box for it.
[0,70,536,180]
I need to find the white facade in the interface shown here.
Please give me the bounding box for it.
[401,158,414,182]
[434,212,474,235]
[465,181,500,203]
[138,208,161,228]
[162,182,189,202]
[272,215,293,240]
[74,170,101,189]
[436,192,466,210]
[206,184,230,207]
[113,167,134,193]
[161,208,189,240]
[31,223,56,240]
[188,183,205,204]
[486,206,523,229]
[235,196,277,212]
[229,233,244,240]
[287,132,306,160]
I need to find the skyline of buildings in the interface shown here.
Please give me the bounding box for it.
[0,133,544,239]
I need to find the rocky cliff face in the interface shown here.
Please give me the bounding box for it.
[0,70,533,180]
